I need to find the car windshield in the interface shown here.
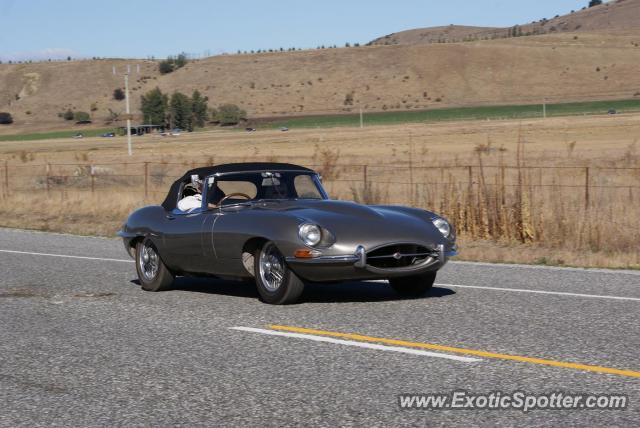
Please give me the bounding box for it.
[206,171,327,205]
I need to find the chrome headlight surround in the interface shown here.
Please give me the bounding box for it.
[298,223,322,247]
[432,217,452,238]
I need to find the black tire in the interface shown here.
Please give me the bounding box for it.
[389,271,436,297]
[254,241,305,304]
[135,238,174,292]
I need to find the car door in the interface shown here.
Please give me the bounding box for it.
[162,208,210,273]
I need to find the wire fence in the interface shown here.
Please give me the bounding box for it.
[1,160,639,210]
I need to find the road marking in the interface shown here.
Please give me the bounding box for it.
[1,248,638,301]
[0,249,133,263]
[230,327,481,363]
[435,283,640,302]
[269,325,640,379]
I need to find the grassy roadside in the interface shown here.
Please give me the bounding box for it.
[261,98,640,129]
[1,99,639,141]
[0,128,118,142]
[0,201,636,270]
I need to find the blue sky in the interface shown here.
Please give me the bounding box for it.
[0,0,592,61]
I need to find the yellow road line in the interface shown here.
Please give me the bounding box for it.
[268,325,640,379]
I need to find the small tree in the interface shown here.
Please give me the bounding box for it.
[113,88,125,100]
[63,109,74,121]
[191,90,209,128]
[217,104,246,125]
[588,0,602,7]
[159,60,174,74]
[344,92,354,106]
[174,53,187,68]
[0,112,13,124]
[140,87,168,125]
[169,91,193,131]
[74,111,91,122]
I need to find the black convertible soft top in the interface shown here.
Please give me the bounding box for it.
[161,162,314,211]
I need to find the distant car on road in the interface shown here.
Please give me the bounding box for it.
[101,132,115,138]
[246,127,257,132]
[73,133,84,139]
[118,162,457,304]
[280,127,289,132]
[608,109,617,115]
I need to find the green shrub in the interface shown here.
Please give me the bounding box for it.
[113,88,125,100]
[217,104,246,125]
[159,60,174,74]
[74,111,91,122]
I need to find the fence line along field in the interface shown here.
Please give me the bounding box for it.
[1,113,639,269]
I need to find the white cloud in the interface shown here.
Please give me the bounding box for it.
[0,48,87,62]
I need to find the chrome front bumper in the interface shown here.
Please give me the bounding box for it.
[286,244,456,265]
[285,244,457,281]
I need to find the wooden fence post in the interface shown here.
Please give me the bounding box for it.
[45,163,51,195]
[4,160,8,198]
[144,162,149,199]
[90,165,95,195]
[362,164,368,187]
[584,166,590,209]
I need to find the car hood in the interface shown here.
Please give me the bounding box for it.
[253,199,447,248]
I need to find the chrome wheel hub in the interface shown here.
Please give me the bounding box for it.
[259,243,285,291]
[139,243,159,281]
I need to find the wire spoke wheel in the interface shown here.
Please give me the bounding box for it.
[139,242,159,281]
[259,242,286,291]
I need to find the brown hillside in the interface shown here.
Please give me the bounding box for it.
[1,30,640,132]
[369,0,640,45]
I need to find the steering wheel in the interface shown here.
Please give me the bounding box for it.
[216,193,252,207]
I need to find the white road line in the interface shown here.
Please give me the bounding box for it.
[1,247,638,302]
[0,249,133,263]
[435,283,640,302]
[230,327,481,363]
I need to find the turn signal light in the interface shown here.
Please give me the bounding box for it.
[294,249,322,258]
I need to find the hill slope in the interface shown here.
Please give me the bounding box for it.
[369,0,640,45]
[1,31,640,132]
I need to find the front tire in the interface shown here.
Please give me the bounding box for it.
[135,238,174,292]
[389,271,436,297]
[254,241,305,304]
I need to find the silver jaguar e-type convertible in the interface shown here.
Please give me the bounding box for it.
[118,162,457,304]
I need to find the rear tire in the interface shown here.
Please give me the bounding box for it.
[389,271,436,297]
[135,238,174,292]
[254,241,305,304]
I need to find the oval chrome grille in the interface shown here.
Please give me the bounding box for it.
[366,244,435,269]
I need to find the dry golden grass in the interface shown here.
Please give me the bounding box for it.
[370,0,640,45]
[0,113,639,268]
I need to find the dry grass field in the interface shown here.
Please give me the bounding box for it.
[0,113,638,268]
[370,0,640,45]
[2,28,640,133]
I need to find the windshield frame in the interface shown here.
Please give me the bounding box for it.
[203,170,328,207]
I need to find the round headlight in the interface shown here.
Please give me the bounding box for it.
[298,223,322,246]
[432,218,451,238]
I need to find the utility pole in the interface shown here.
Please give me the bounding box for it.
[359,107,364,129]
[124,73,133,156]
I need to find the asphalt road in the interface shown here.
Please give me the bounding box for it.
[0,228,638,427]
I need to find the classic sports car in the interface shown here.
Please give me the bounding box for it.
[118,163,457,304]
